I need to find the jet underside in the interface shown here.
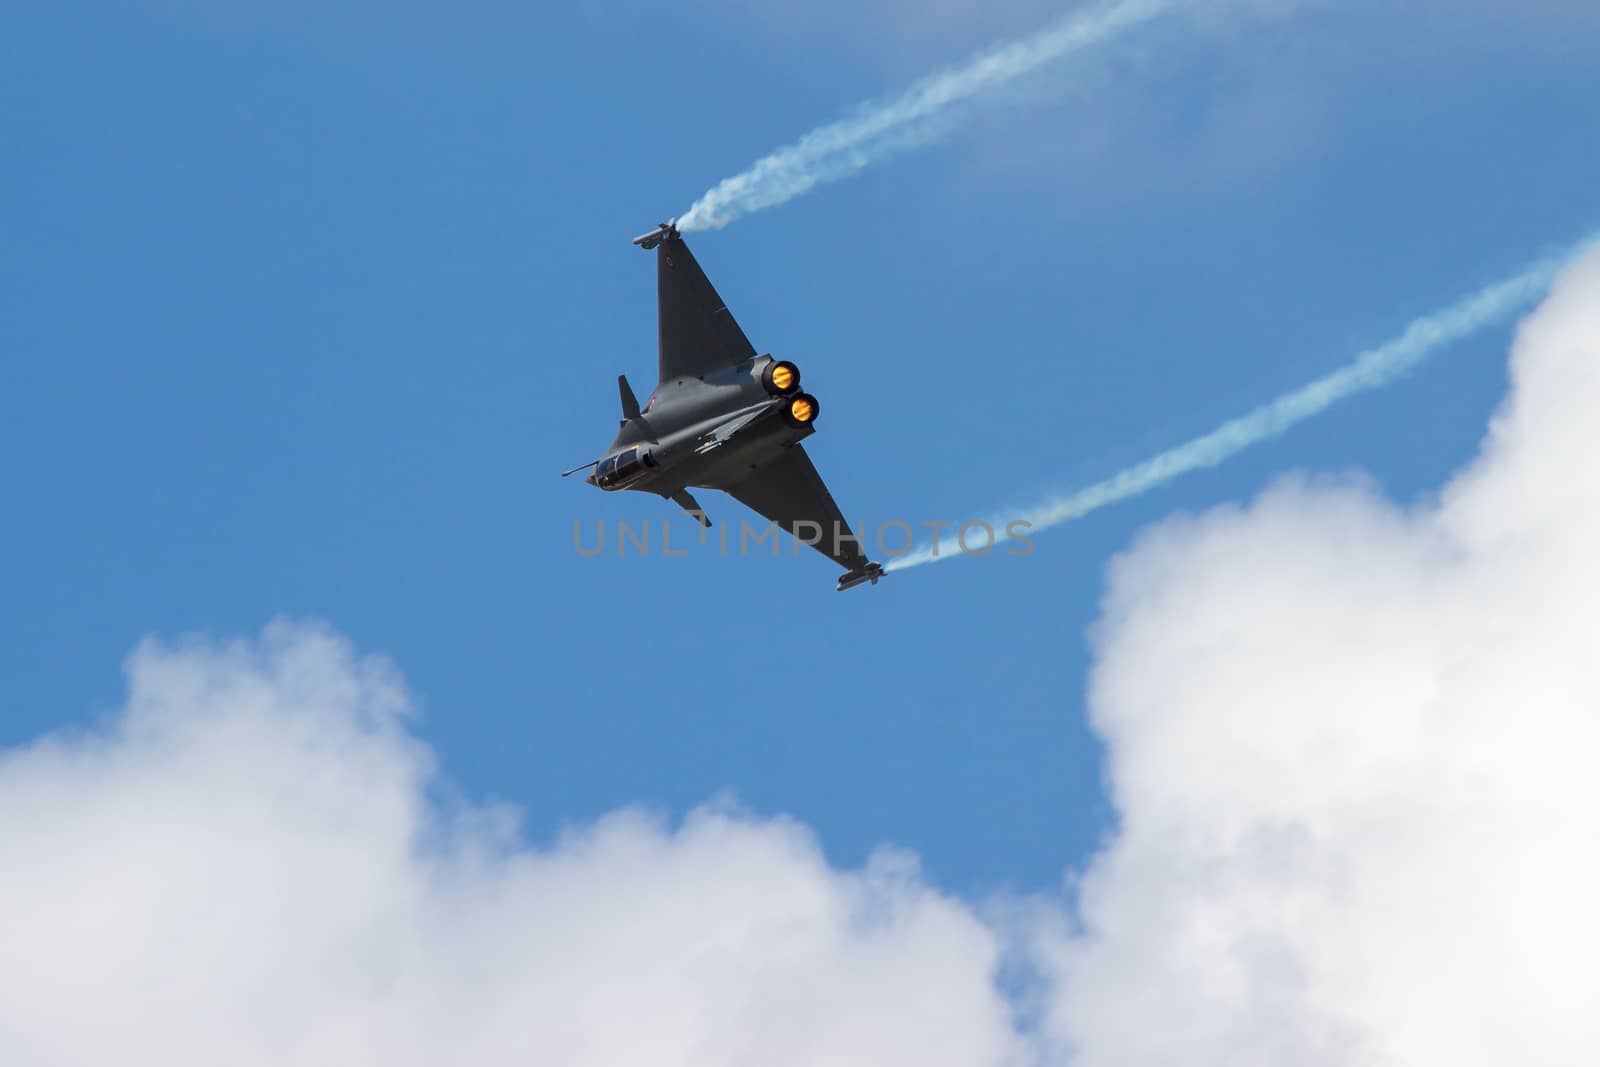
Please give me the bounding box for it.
[573,222,884,592]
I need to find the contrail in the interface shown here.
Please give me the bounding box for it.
[888,244,1583,572]
[677,0,1184,232]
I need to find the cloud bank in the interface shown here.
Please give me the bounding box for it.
[5,248,1600,1064]
[1036,243,1600,1065]
[0,623,1023,1066]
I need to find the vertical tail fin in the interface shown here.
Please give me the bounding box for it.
[618,375,641,423]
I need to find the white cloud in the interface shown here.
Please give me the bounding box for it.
[0,624,1024,1067]
[5,247,1600,1065]
[1037,244,1600,1066]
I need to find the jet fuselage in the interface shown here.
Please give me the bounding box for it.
[588,354,815,498]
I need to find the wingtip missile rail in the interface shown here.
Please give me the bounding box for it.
[836,561,885,592]
[632,219,679,250]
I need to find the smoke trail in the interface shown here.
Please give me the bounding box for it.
[677,0,1183,232]
[888,245,1582,572]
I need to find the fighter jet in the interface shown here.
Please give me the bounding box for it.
[564,220,884,592]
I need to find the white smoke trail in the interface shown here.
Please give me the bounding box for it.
[888,245,1583,572]
[677,0,1183,232]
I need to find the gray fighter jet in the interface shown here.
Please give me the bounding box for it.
[564,221,884,592]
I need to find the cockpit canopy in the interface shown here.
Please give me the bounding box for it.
[594,446,654,490]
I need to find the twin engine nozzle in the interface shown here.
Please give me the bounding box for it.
[762,359,818,427]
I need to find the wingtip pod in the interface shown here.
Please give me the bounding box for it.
[836,562,885,592]
[632,218,680,250]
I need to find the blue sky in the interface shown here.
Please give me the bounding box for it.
[4,0,1597,911]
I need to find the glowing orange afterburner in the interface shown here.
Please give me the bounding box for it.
[763,360,801,395]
